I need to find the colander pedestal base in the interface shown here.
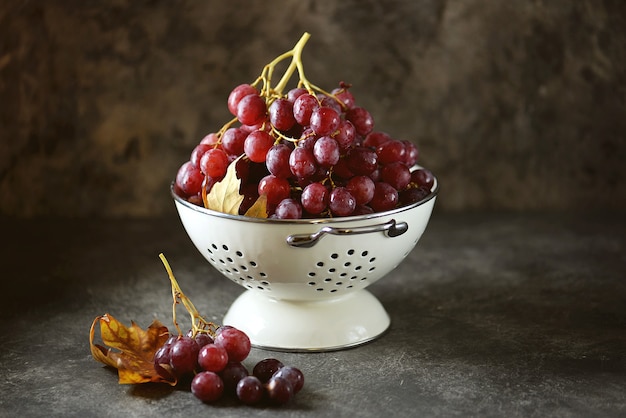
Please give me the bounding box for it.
[222,289,390,352]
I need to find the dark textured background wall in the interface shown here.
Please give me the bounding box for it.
[1,0,625,217]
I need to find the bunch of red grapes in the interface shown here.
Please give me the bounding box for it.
[175,82,435,219]
[154,325,304,405]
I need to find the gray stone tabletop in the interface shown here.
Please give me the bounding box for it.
[1,211,625,417]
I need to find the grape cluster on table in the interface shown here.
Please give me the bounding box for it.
[174,82,435,219]
[153,325,304,405]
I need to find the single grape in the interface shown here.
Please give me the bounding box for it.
[237,94,267,126]
[236,376,264,405]
[301,182,328,215]
[265,376,294,405]
[244,130,275,163]
[334,120,357,151]
[310,106,340,136]
[411,168,435,189]
[346,146,378,175]
[289,147,317,179]
[329,187,356,217]
[253,358,284,383]
[346,175,375,205]
[399,186,431,206]
[369,182,399,212]
[198,343,229,373]
[381,161,411,190]
[332,158,355,179]
[199,148,229,178]
[293,93,319,126]
[353,204,375,215]
[175,161,204,197]
[214,327,251,363]
[269,98,296,131]
[346,106,374,136]
[220,361,249,393]
[228,84,258,116]
[169,336,200,376]
[266,143,293,179]
[221,127,247,156]
[272,366,304,394]
[313,136,340,167]
[376,139,406,165]
[258,175,291,205]
[274,198,303,219]
[191,371,224,403]
[332,86,355,109]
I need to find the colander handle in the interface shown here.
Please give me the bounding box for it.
[286,219,408,248]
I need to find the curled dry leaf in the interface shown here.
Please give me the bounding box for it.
[89,313,175,385]
[244,193,268,218]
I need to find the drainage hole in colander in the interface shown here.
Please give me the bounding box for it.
[369,267,376,272]
[236,250,243,257]
[261,281,269,286]
[330,289,338,293]
[331,253,339,259]
[316,261,324,267]
[328,268,336,273]
[344,262,352,267]
[227,257,234,263]
[308,281,316,286]
[350,275,357,280]
[250,261,257,267]
[324,278,332,282]
[308,272,316,277]
[347,285,353,289]
[222,244,229,251]
[219,259,226,264]
[369,257,376,263]
[361,250,369,257]
[355,266,362,271]
[347,249,355,255]
[211,244,218,250]
[340,272,347,277]
[335,282,343,286]
[240,265,248,271]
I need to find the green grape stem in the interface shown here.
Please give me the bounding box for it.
[159,253,218,337]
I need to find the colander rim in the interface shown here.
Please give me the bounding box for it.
[171,169,439,225]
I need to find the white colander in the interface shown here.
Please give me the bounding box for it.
[173,176,438,351]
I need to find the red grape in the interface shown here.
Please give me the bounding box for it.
[191,371,224,403]
[258,175,291,205]
[376,139,406,165]
[236,376,264,405]
[169,336,200,376]
[293,93,319,126]
[253,358,284,383]
[197,343,229,372]
[411,168,435,189]
[274,198,303,219]
[329,187,356,216]
[266,143,293,178]
[346,175,375,205]
[214,326,251,363]
[199,148,229,178]
[369,182,399,212]
[221,127,247,156]
[310,106,340,136]
[228,84,258,116]
[266,376,294,405]
[272,366,304,394]
[313,136,340,167]
[269,98,296,131]
[237,94,267,126]
[346,146,378,175]
[346,106,374,136]
[381,161,411,190]
[220,361,249,393]
[301,182,328,215]
[244,130,274,163]
[289,147,317,178]
[175,161,204,197]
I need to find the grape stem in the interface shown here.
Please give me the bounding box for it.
[159,253,218,337]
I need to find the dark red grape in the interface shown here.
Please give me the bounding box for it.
[253,358,284,383]
[381,161,411,190]
[169,336,200,376]
[301,182,329,215]
[221,127,247,156]
[195,333,214,348]
[313,136,340,167]
[346,146,378,175]
[191,371,224,403]
[403,140,419,166]
[266,143,293,178]
[266,376,294,405]
[332,86,355,109]
[220,361,249,393]
[369,182,399,212]
[376,139,406,165]
[269,98,296,131]
[244,130,274,163]
[286,87,308,103]
[334,120,357,151]
[411,168,435,189]
[346,175,375,205]
[363,131,391,149]
[293,93,319,126]
[199,148,229,178]
[236,376,264,405]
